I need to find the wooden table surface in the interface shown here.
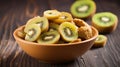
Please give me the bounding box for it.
[0,0,120,67]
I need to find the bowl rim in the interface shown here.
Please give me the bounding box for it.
[13,25,98,47]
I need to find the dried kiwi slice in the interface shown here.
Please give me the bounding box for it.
[92,12,118,33]
[17,27,25,39]
[59,22,78,42]
[37,31,60,44]
[73,18,92,39]
[93,35,107,47]
[53,12,73,24]
[25,16,49,32]
[49,23,59,31]
[43,10,61,20]
[24,24,41,42]
[70,0,96,18]
[17,30,25,39]
[73,18,90,27]
[73,18,92,31]
[78,26,92,40]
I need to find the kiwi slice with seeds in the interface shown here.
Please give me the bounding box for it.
[59,22,78,42]
[93,35,107,47]
[92,12,118,33]
[49,23,59,31]
[53,12,73,24]
[70,0,96,18]
[25,16,49,32]
[24,24,41,42]
[37,31,60,44]
[43,10,61,20]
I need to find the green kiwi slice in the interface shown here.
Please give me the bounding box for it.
[93,35,107,47]
[59,22,78,42]
[92,12,118,33]
[25,16,49,32]
[37,31,60,44]
[24,24,41,42]
[49,23,59,31]
[70,0,96,18]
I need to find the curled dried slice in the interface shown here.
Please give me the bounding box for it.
[73,18,92,39]
[78,26,92,39]
[17,30,25,39]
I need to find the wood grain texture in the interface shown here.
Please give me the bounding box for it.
[0,0,120,67]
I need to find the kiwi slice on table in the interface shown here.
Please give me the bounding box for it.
[37,31,60,44]
[93,35,107,47]
[53,12,73,24]
[43,10,61,20]
[92,12,118,34]
[24,24,41,42]
[49,23,59,31]
[70,0,96,18]
[25,16,49,32]
[59,22,78,42]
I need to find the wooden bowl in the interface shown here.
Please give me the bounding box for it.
[13,25,98,63]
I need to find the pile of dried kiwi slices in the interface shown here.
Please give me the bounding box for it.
[17,10,94,44]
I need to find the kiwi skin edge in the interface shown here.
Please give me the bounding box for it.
[92,12,118,34]
[92,19,118,34]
